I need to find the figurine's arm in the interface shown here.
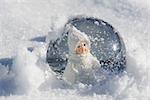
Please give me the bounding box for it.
[91,56,101,69]
[63,62,77,84]
[71,63,79,74]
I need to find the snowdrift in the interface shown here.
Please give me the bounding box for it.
[0,0,149,100]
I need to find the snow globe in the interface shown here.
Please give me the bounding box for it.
[46,16,126,75]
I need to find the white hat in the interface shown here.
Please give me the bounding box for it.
[68,26,91,54]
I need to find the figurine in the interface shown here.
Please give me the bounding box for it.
[63,26,101,85]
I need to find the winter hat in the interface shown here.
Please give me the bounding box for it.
[68,26,91,54]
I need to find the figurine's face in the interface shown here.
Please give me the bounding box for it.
[75,41,89,56]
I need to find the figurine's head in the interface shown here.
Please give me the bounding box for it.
[68,26,91,56]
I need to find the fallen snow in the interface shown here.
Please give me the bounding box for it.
[0,0,150,100]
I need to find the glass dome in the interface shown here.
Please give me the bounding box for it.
[46,17,126,74]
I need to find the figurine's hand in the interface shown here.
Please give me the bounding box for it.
[92,57,101,70]
[71,63,79,73]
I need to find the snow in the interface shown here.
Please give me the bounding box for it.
[0,0,150,100]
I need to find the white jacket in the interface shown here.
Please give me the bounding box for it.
[63,26,100,85]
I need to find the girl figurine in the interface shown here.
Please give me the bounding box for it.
[63,26,101,85]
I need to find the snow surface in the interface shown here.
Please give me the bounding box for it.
[0,0,150,100]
